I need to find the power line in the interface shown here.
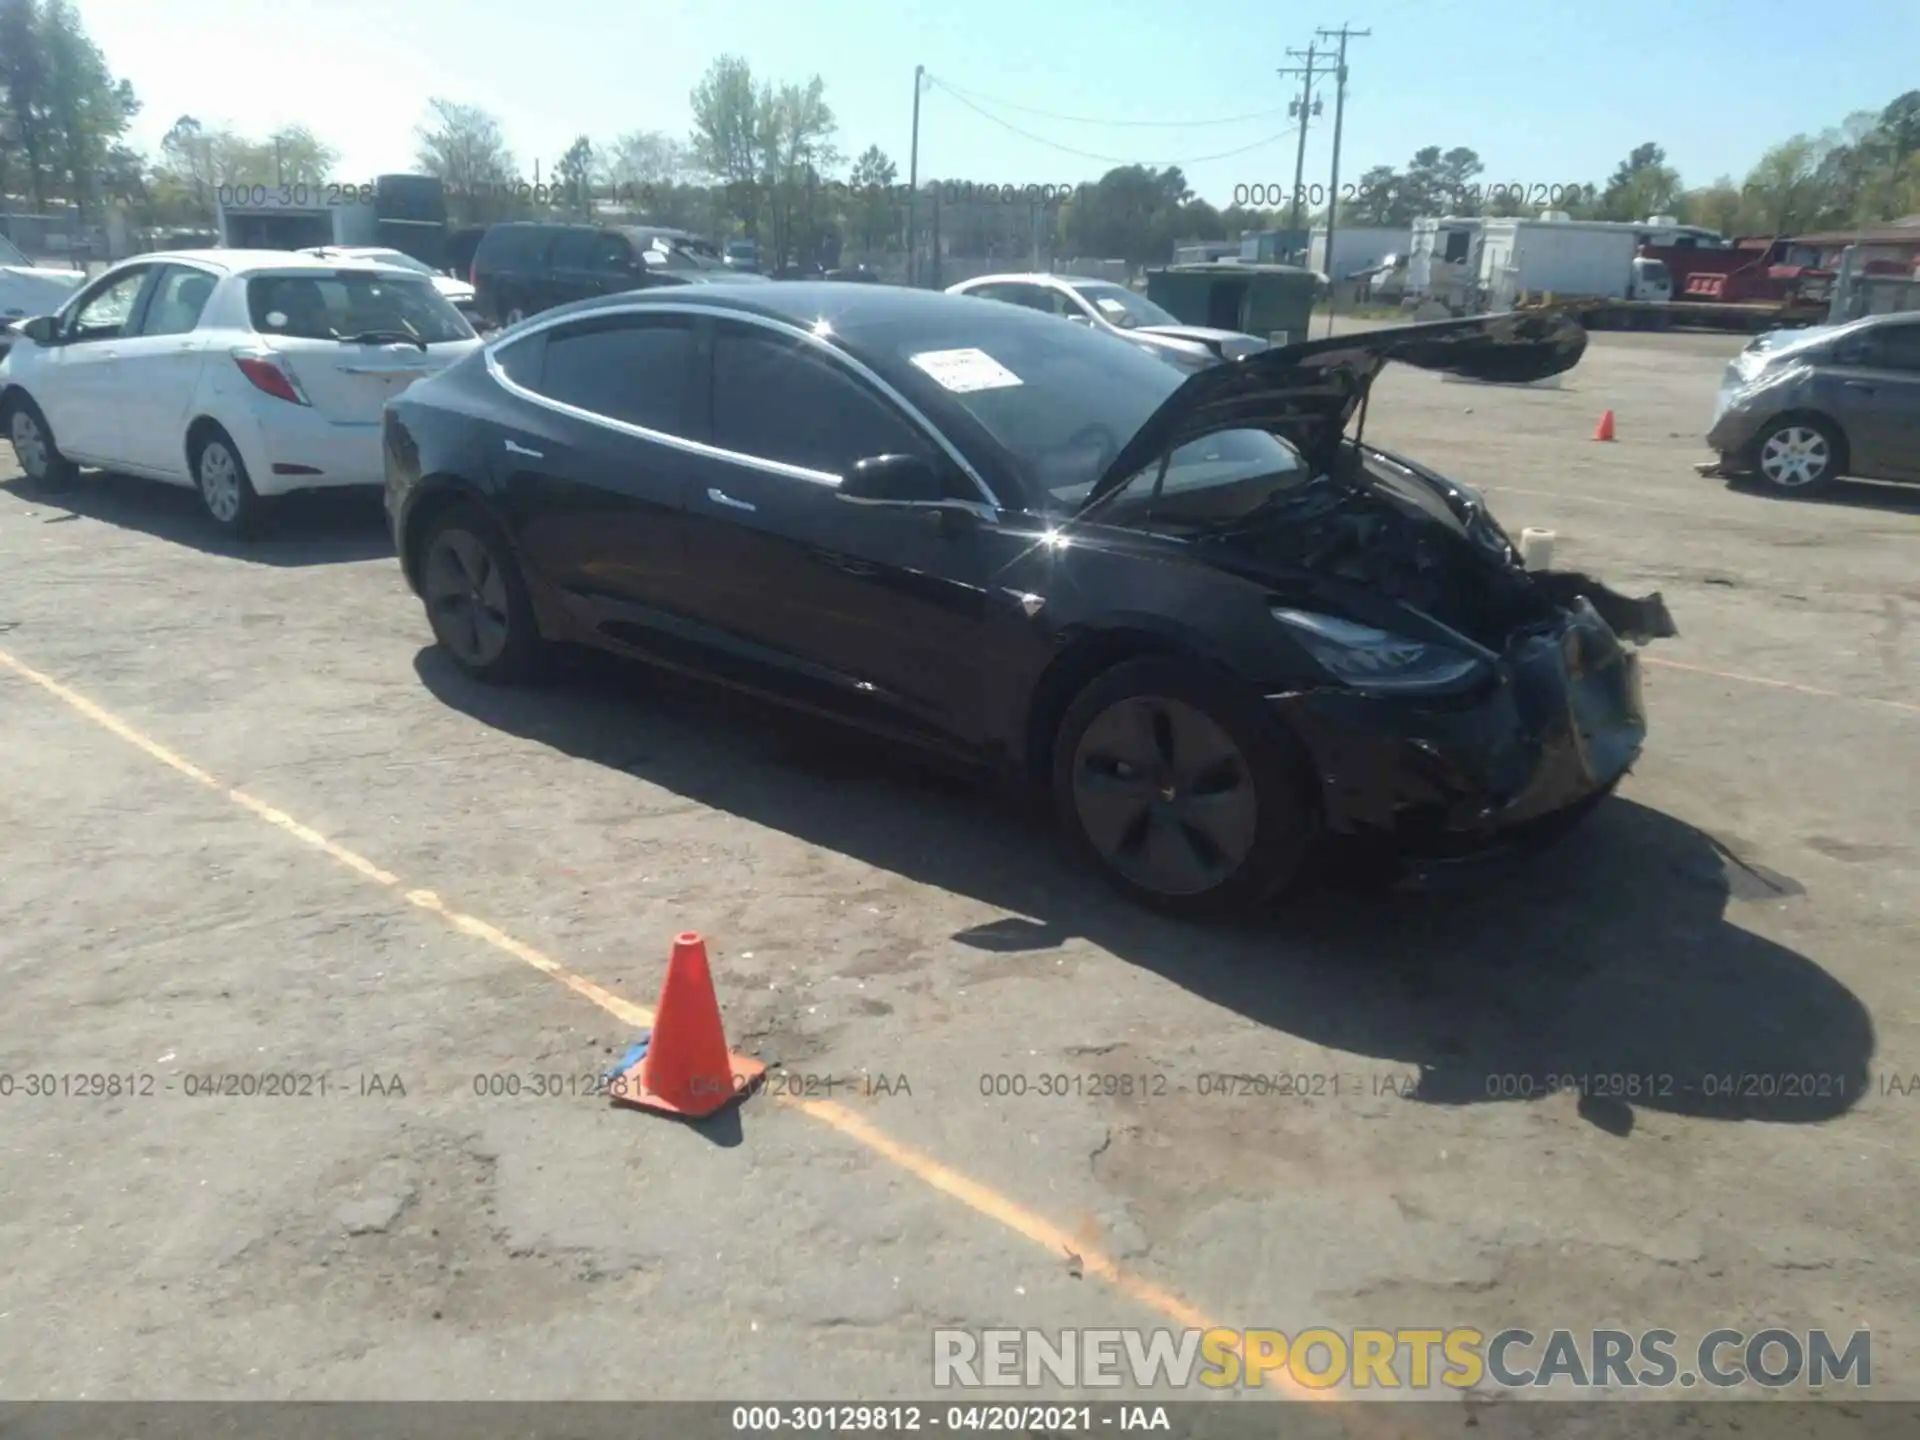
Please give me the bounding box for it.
[926,76,1293,129]
[926,78,1298,167]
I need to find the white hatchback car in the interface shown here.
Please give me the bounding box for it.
[0,248,480,535]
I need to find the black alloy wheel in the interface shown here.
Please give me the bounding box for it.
[1052,657,1316,915]
[419,507,544,683]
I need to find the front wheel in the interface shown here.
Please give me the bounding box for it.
[1751,417,1842,496]
[1051,656,1317,916]
[418,505,544,684]
[6,397,79,489]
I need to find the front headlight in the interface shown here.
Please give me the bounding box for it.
[1271,608,1489,692]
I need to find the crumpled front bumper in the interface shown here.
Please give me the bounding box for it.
[1272,598,1646,858]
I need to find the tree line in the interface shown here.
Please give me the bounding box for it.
[3,0,1916,270]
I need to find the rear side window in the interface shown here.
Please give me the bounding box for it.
[482,226,554,267]
[711,324,931,475]
[246,273,474,344]
[533,316,698,432]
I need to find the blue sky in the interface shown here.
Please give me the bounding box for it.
[81,0,1920,207]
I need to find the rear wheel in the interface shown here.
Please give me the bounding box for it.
[6,396,78,489]
[1051,656,1317,916]
[419,505,544,684]
[1751,416,1842,496]
[194,428,267,537]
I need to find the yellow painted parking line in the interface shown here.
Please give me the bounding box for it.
[1642,654,1920,718]
[0,645,1332,1406]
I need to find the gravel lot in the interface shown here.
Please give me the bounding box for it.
[1,322,1915,1415]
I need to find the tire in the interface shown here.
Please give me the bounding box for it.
[5,395,79,490]
[417,503,544,684]
[193,427,268,538]
[1749,415,1843,497]
[1050,656,1318,917]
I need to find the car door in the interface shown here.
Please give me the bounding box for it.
[486,311,711,654]
[112,263,220,478]
[543,229,600,309]
[35,263,159,462]
[1824,320,1920,481]
[587,231,646,298]
[671,318,999,746]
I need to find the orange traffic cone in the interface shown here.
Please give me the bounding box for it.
[611,933,765,1119]
[1593,409,1616,442]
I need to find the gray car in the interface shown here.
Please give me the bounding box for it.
[1703,311,1920,496]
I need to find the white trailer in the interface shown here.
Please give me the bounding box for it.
[1408,216,1483,307]
[1474,214,1679,327]
[1478,217,1635,304]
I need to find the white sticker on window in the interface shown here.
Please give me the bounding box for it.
[1094,297,1128,316]
[909,347,1023,393]
[265,310,288,328]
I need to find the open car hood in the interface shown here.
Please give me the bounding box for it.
[1082,311,1587,512]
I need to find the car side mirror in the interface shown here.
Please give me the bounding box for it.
[839,453,948,505]
[20,315,59,344]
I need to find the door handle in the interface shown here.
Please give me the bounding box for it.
[100,350,119,359]
[503,439,544,458]
[707,487,756,513]
[1842,381,1875,393]
[823,554,878,576]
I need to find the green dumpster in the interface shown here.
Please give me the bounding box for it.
[1145,263,1321,347]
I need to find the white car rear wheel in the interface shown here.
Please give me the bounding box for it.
[195,430,267,538]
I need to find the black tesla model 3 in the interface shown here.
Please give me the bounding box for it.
[384,284,1669,914]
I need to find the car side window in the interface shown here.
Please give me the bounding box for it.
[592,233,634,271]
[549,230,596,269]
[532,315,698,433]
[64,268,151,342]
[711,323,933,477]
[492,331,547,388]
[1049,288,1089,318]
[137,266,217,337]
[1852,322,1920,373]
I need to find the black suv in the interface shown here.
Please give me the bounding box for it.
[469,223,753,327]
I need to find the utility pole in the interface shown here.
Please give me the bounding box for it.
[908,64,925,287]
[1317,24,1370,335]
[1274,43,1324,257]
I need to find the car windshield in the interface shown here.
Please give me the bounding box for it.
[1067,281,1180,330]
[246,272,474,343]
[866,306,1304,514]
[0,233,30,266]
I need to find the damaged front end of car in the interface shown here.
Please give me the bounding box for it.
[1086,311,1677,865]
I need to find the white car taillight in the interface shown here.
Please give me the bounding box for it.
[231,349,309,406]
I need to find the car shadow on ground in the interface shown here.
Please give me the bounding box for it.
[1723,475,1920,516]
[2,471,395,565]
[417,645,1874,1133]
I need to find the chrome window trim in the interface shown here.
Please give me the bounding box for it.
[483,300,1003,504]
